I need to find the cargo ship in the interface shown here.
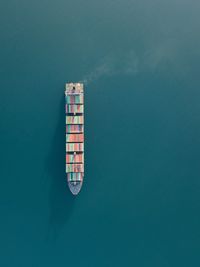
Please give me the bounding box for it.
[65,83,84,195]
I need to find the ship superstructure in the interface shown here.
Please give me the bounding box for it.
[65,83,84,195]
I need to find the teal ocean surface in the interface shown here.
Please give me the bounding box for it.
[0,0,200,266]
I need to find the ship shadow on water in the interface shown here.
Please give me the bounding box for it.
[46,96,75,241]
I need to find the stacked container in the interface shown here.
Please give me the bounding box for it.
[65,83,84,195]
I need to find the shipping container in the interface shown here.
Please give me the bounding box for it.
[66,115,84,124]
[66,133,84,142]
[66,124,84,133]
[66,143,84,152]
[66,163,84,173]
[66,104,84,113]
[65,94,84,104]
[66,153,84,163]
[67,172,83,182]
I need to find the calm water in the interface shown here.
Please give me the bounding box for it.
[0,0,200,266]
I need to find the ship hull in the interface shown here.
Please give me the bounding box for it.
[65,83,84,195]
[68,181,83,195]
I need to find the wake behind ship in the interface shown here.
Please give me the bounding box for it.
[65,83,84,195]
